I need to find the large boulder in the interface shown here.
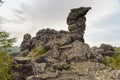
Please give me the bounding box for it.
[67,7,91,42]
[58,40,91,62]
[91,43,115,62]
[9,57,33,80]
[99,43,115,57]
[20,34,32,51]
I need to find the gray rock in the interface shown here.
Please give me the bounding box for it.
[26,75,45,80]
[59,40,91,62]
[53,62,70,71]
[20,34,32,51]
[9,57,33,80]
[117,74,120,80]
[100,43,115,57]
[67,7,91,43]
[54,34,72,46]
[100,43,114,51]
[91,43,115,62]
[14,57,31,64]
[17,50,29,57]
[67,7,91,25]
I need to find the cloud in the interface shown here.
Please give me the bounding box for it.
[85,11,120,47]
[0,0,120,46]
[0,16,7,24]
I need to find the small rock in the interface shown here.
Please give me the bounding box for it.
[14,57,31,64]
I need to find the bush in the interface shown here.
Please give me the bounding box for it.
[104,47,120,69]
[0,31,16,80]
[0,51,13,80]
[115,47,120,53]
[27,44,46,59]
[0,31,16,51]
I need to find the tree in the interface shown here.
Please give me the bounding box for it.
[0,51,13,80]
[0,0,4,6]
[0,1,15,79]
[0,31,16,80]
[0,31,16,53]
[0,0,4,3]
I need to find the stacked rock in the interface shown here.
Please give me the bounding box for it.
[20,34,32,51]
[67,7,91,38]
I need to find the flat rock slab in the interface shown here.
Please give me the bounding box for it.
[14,57,31,64]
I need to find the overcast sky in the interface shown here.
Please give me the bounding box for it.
[0,0,120,47]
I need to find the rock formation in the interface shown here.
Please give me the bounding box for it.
[18,7,91,56]
[67,7,91,40]
[91,43,115,62]
[9,7,120,80]
[20,34,32,51]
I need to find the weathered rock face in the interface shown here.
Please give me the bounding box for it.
[20,34,32,51]
[91,43,115,62]
[10,57,120,80]
[19,34,32,57]
[9,7,120,80]
[9,57,33,80]
[67,7,91,42]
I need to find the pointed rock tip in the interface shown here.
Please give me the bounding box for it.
[71,7,91,12]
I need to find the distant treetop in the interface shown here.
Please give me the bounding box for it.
[0,0,4,6]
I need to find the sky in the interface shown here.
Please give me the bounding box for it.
[0,0,120,47]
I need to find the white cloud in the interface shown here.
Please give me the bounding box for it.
[0,0,120,46]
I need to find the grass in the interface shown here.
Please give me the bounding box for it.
[27,44,46,59]
[115,47,120,54]
[103,47,120,69]
[0,51,13,80]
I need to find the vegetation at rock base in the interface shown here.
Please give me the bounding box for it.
[0,31,16,80]
[27,44,46,59]
[115,47,120,54]
[104,47,120,69]
[0,51,13,80]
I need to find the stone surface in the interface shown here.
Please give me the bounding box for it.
[20,34,32,51]
[67,7,91,42]
[58,40,91,62]
[67,7,91,25]
[9,57,33,80]
[14,57,31,64]
[91,43,115,62]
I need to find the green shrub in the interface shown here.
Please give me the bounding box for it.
[115,47,120,53]
[27,44,46,59]
[103,47,120,69]
[0,51,13,80]
[0,31,16,80]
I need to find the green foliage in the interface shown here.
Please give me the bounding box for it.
[0,31,16,80]
[115,47,120,54]
[0,51,13,80]
[103,47,120,69]
[0,31,16,52]
[14,64,20,69]
[27,44,46,59]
